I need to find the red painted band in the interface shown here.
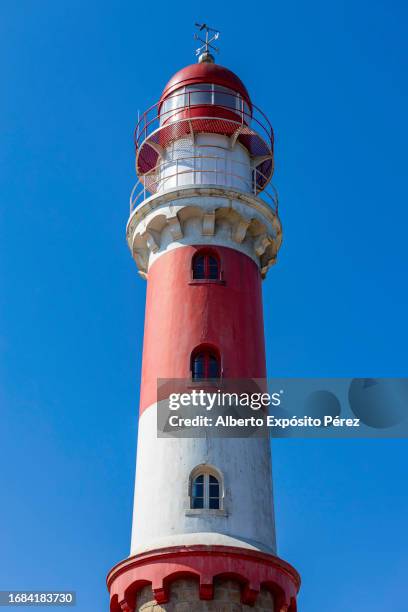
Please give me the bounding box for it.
[139,246,267,414]
[107,545,300,612]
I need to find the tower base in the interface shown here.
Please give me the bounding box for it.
[107,545,300,611]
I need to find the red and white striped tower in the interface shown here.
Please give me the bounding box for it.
[107,30,300,612]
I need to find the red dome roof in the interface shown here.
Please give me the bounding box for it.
[160,62,252,108]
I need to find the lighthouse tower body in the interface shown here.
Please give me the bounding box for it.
[108,56,300,611]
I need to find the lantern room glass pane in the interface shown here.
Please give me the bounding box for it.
[172,87,186,109]
[186,84,212,106]
[160,87,186,122]
[214,85,236,109]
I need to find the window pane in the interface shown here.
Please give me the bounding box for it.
[208,355,220,378]
[209,475,218,483]
[209,483,219,497]
[208,256,219,279]
[161,98,170,116]
[209,497,220,509]
[174,88,186,109]
[214,85,235,109]
[167,89,185,111]
[193,255,205,279]
[193,483,204,497]
[193,353,205,379]
[187,84,212,106]
[192,474,205,509]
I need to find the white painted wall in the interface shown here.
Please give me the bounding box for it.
[130,404,277,556]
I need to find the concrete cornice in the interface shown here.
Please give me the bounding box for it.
[126,185,282,279]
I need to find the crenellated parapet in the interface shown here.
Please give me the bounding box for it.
[107,546,300,612]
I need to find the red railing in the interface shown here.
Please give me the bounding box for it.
[134,89,274,167]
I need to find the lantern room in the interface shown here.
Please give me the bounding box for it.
[159,62,252,126]
[132,59,276,216]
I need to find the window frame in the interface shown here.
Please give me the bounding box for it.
[191,472,220,509]
[188,465,225,514]
[191,346,221,381]
[191,473,205,509]
[192,250,221,281]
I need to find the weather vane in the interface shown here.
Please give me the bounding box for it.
[194,23,220,63]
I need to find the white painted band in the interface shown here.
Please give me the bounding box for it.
[130,403,277,556]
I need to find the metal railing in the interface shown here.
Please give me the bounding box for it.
[134,88,274,158]
[129,155,279,215]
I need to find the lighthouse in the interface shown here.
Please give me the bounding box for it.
[107,27,300,612]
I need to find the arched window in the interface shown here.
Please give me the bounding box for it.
[191,472,221,510]
[192,251,219,280]
[191,347,220,380]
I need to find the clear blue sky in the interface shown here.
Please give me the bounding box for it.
[1,1,407,610]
